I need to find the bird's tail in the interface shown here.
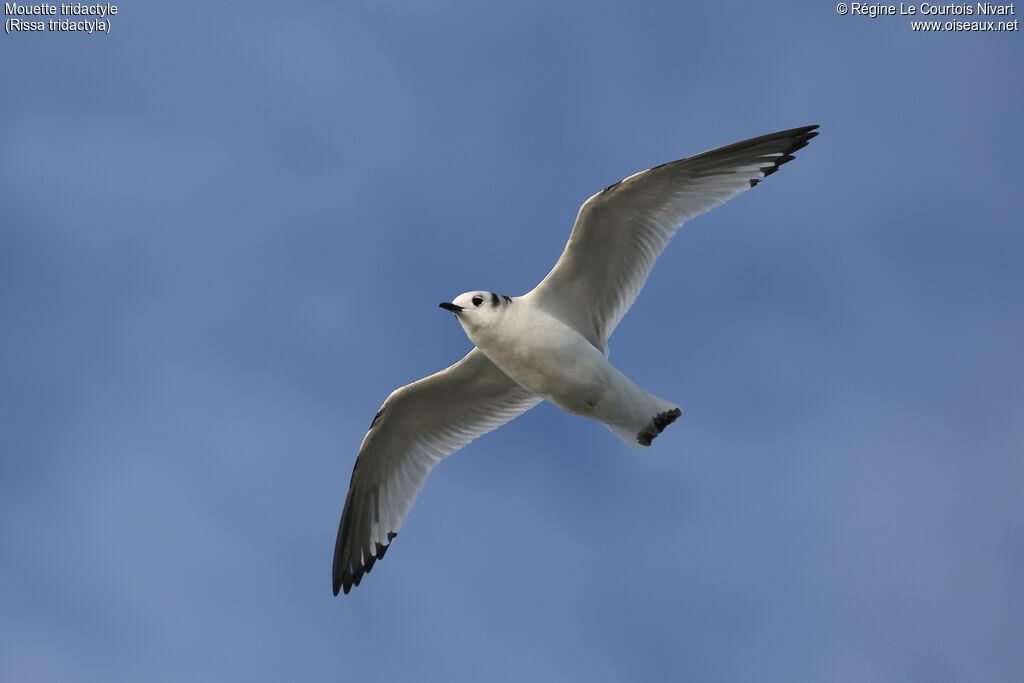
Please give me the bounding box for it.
[604,392,681,449]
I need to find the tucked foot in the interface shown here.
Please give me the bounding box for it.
[637,408,682,446]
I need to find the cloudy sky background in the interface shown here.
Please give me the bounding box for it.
[2,1,1022,681]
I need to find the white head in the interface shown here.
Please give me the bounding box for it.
[439,291,513,333]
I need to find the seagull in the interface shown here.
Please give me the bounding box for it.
[333,125,819,595]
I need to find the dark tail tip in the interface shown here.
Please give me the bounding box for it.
[637,408,682,446]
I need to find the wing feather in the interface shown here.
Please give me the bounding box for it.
[332,348,541,594]
[525,125,819,348]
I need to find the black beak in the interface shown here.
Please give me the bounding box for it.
[439,302,463,313]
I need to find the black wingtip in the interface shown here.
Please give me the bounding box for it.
[333,531,398,597]
[745,125,819,187]
[609,124,820,195]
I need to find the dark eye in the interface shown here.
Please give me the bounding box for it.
[472,295,484,307]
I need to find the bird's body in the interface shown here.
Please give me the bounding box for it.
[332,125,820,595]
[449,291,680,447]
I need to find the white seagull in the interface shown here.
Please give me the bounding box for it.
[333,125,819,595]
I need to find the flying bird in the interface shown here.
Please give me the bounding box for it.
[333,125,819,595]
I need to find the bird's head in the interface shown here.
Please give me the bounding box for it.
[439,291,512,334]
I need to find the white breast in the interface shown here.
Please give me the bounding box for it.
[466,301,617,416]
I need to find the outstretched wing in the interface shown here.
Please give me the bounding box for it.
[333,348,541,595]
[525,125,819,349]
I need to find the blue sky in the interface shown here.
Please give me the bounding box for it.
[2,1,1022,681]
